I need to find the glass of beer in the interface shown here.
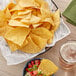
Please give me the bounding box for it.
[59,40,76,70]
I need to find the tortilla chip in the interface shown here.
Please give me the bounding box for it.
[0,25,14,37]
[41,0,50,11]
[35,0,44,6]
[15,0,20,3]
[31,27,52,40]
[47,38,53,44]
[40,0,52,19]
[43,18,54,26]
[0,11,7,27]
[34,2,40,7]
[18,0,36,8]
[30,15,41,24]
[52,9,60,31]
[47,31,54,44]
[38,59,58,75]
[21,19,30,25]
[40,1,51,18]
[20,13,32,24]
[18,10,32,15]
[42,22,51,30]
[30,33,47,49]
[20,36,41,53]
[6,38,28,52]
[11,11,18,19]
[9,20,29,28]
[5,27,30,46]
[11,11,31,20]
[36,9,41,17]
[22,39,28,47]
[19,12,31,21]
[6,3,16,10]
[32,8,37,16]
[10,4,23,12]
[11,14,26,20]
[32,23,42,28]
[6,40,19,52]
[5,8,11,19]
[40,8,51,19]
[21,14,41,24]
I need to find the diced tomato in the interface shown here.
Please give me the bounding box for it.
[31,75,35,76]
[33,70,38,75]
[35,63,39,66]
[25,68,29,72]
[28,63,33,68]
[35,60,40,65]
[29,71,33,75]
[37,65,39,67]
[31,61,34,65]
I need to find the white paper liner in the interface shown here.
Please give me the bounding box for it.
[0,0,71,65]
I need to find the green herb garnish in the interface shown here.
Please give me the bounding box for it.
[28,68,32,71]
[33,65,38,71]
[38,71,42,75]
[43,75,46,76]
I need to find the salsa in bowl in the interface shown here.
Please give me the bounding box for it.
[23,58,58,76]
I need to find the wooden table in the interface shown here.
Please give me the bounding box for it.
[0,0,76,76]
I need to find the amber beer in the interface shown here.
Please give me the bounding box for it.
[59,41,76,69]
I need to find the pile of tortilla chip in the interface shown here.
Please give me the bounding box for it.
[0,0,60,53]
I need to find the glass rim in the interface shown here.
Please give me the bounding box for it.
[59,40,76,64]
